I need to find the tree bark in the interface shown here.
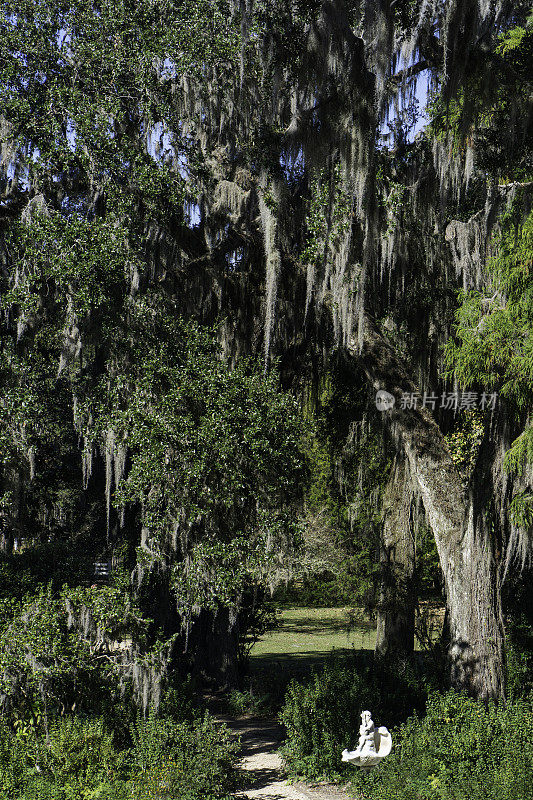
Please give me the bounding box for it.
[187,606,240,690]
[352,314,505,699]
[0,467,21,554]
[375,454,416,657]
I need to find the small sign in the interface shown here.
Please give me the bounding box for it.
[93,560,111,577]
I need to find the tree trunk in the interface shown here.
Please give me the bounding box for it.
[188,606,240,690]
[375,455,416,657]
[353,314,505,699]
[0,467,21,554]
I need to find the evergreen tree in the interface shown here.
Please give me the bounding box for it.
[1,0,531,699]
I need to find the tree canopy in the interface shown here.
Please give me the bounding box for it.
[0,0,532,702]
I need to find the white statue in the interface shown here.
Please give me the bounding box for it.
[341,710,392,767]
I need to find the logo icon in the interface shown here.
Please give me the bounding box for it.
[375,390,395,411]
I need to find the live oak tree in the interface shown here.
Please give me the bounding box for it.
[0,209,305,687]
[445,208,533,535]
[1,0,532,700]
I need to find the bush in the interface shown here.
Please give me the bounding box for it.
[279,655,429,779]
[504,571,533,699]
[0,716,128,799]
[351,690,533,800]
[0,706,238,800]
[225,689,268,717]
[128,710,238,800]
[274,575,351,607]
[225,666,294,717]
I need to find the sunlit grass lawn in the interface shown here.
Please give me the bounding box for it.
[250,603,444,663]
[251,606,377,660]
[246,604,443,710]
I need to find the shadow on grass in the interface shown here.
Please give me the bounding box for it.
[249,649,375,683]
[241,649,377,715]
[252,649,353,666]
[268,606,377,637]
[279,618,376,635]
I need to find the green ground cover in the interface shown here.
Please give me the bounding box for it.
[251,606,376,660]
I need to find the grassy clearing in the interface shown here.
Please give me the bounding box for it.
[251,606,377,659]
[239,605,443,716]
[250,603,444,662]
[231,607,377,715]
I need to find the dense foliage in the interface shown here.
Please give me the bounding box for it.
[0,0,532,794]
[280,656,432,779]
[281,662,533,799]
[0,710,237,800]
[445,207,533,527]
[351,692,533,800]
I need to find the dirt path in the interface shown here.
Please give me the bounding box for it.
[212,710,353,800]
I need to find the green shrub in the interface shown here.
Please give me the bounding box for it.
[351,690,533,800]
[158,679,199,722]
[226,662,299,717]
[127,710,238,800]
[225,686,278,717]
[504,575,533,699]
[0,716,128,799]
[506,637,533,698]
[0,704,238,800]
[279,656,429,779]
[280,665,377,778]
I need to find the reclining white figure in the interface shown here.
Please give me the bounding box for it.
[341,710,392,767]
